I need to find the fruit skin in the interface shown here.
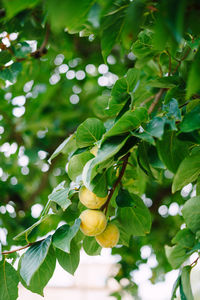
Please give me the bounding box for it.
[95,223,120,248]
[80,209,107,236]
[90,145,98,156]
[79,186,107,209]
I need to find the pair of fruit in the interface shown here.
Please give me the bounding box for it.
[79,186,119,248]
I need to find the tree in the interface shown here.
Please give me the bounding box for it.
[0,0,200,299]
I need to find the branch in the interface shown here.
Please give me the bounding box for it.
[2,238,44,255]
[148,88,165,114]
[190,255,200,268]
[101,153,130,215]
[172,47,191,75]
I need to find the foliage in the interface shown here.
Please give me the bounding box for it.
[0,0,200,299]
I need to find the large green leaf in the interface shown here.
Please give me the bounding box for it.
[172,228,195,249]
[56,242,80,275]
[19,245,56,296]
[48,187,71,211]
[76,118,106,148]
[182,196,200,233]
[68,151,94,181]
[103,107,148,140]
[52,219,81,253]
[19,235,52,285]
[117,192,151,237]
[165,245,189,269]
[0,260,19,300]
[83,236,101,256]
[186,48,200,99]
[82,135,129,196]
[46,0,94,32]
[3,0,39,19]
[172,150,200,193]
[180,105,200,132]
[48,134,77,164]
[101,5,125,60]
[108,69,141,114]
[181,266,194,300]
[157,131,190,173]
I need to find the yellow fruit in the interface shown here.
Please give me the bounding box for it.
[79,186,107,209]
[90,145,98,156]
[95,223,120,248]
[80,209,107,236]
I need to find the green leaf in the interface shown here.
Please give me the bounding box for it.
[46,0,94,32]
[48,187,71,211]
[13,216,48,242]
[186,48,200,99]
[116,188,134,207]
[56,241,80,275]
[172,150,200,193]
[181,266,194,300]
[0,51,12,66]
[182,196,200,233]
[131,130,155,145]
[165,245,189,269]
[83,236,101,256]
[103,107,148,140]
[157,131,190,173]
[149,76,180,88]
[76,118,106,148]
[0,62,22,83]
[172,229,195,249]
[126,68,140,93]
[19,235,52,285]
[0,260,19,300]
[68,151,94,181]
[101,6,125,61]
[19,245,56,296]
[117,192,151,237]
[48,134,77,164]
[87,170,108,197]
[3,0,39,19]
[171,274,181,300]
[82,136,129,196]
[180,105,200,132]
[14,42,32,58]
[52,219,81,253]
[197,176,200,196]
[0,243,2,262]
[145,117,166,139]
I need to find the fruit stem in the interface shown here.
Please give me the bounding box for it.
[101,152,130,215]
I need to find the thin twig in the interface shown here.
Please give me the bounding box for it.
[101,153,130,215]
[190,256,200,267]
[2,238,45,255]
[172,47,191,75]
[2,243,34,255]
[148,88,165,114]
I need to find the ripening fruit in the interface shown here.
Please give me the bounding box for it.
[79,186,107,209]
[95,223,120,248]
[80,209,107,236]
[90,145,98,156]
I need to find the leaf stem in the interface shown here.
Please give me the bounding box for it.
[101,153,130,215]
